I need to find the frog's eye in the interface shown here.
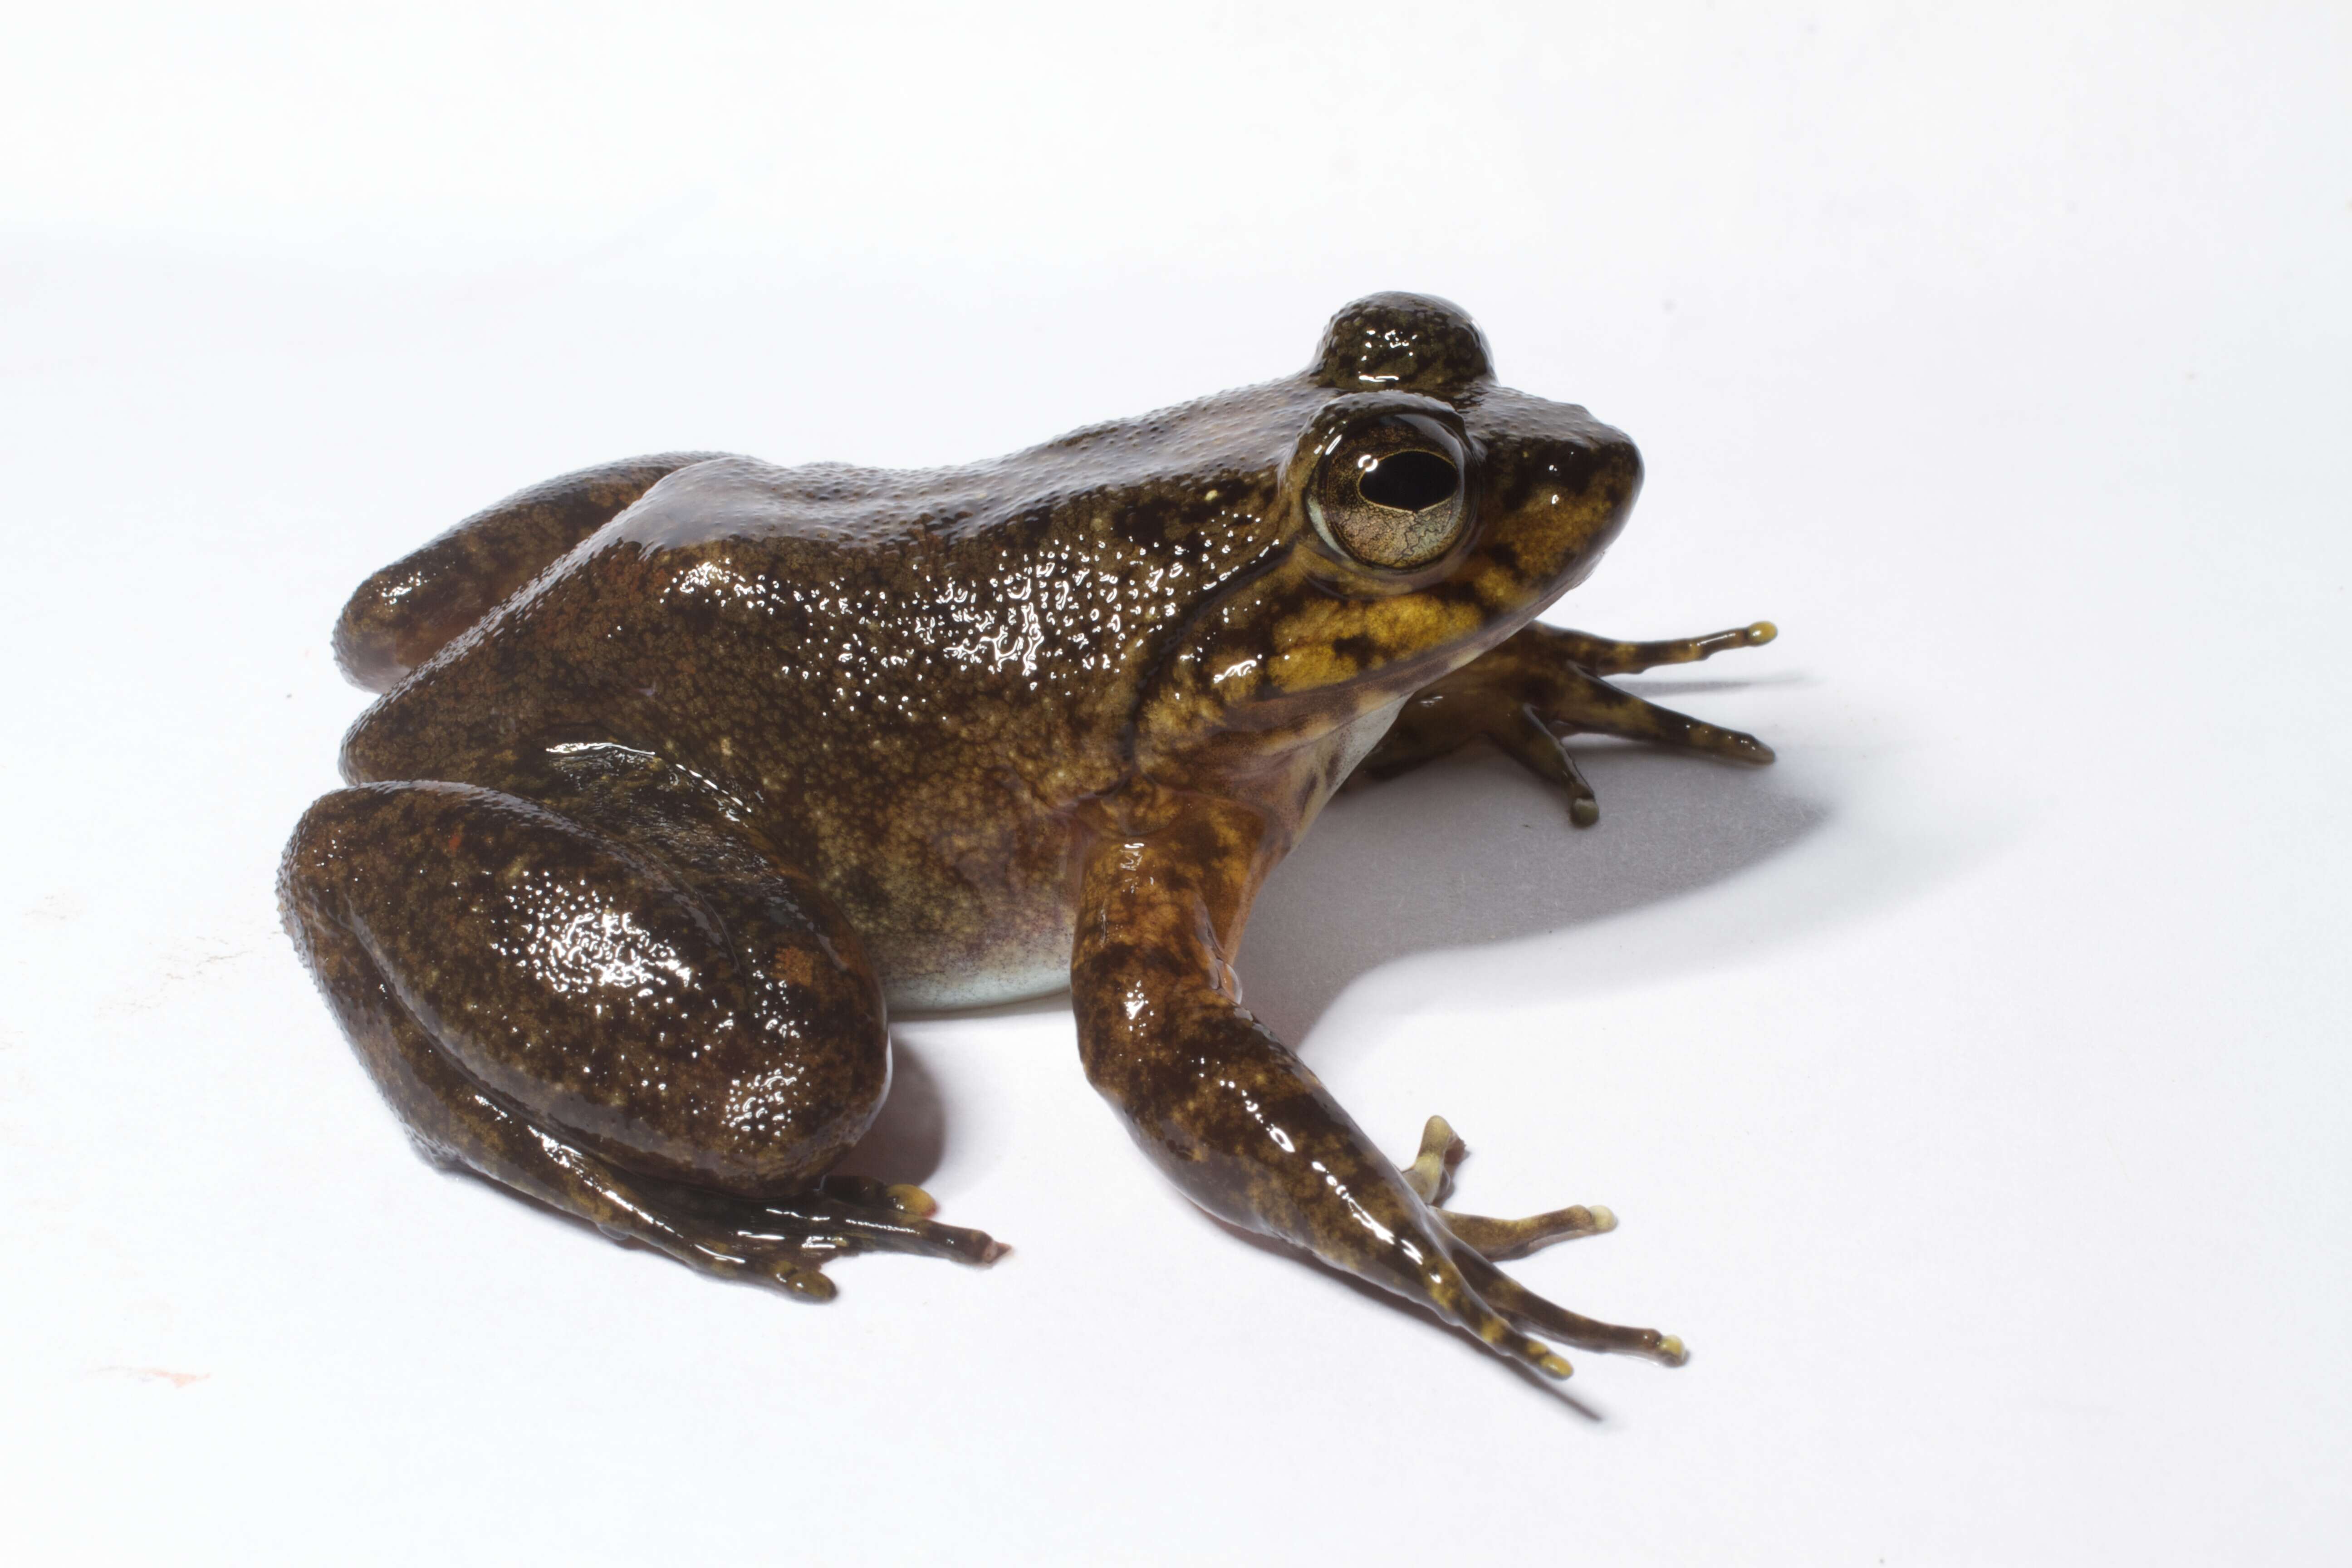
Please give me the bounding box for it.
[1307,419,1469,570]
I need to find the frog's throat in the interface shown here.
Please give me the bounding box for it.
[1132,585,1545,774]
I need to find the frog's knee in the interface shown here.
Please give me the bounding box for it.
[282,783,435,937]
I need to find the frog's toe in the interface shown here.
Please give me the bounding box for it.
[1441,1202,1618,1260]
[768,1257,840,1302]
[605,1174,1008,1301]
[819,1172,942,1219]
[1550,619,1777,675]
[1454,1249,1689,1367]
[1426,1238,1680,1377]
[1401,1114,1468,1203]
[1539,666,1776,770]
[1425,1262,1577,1381]
[1417,1147,1681,1365]
[1491,707,1602,826]
[750,1188,1009,1270]
[1400,1116,1619,1259]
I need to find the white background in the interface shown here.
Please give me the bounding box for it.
[5,3,2347,1562]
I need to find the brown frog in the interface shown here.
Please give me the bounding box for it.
[282,293,1777,1380]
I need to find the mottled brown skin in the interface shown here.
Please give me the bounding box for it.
[282,293,1778,1372]
[334,453,730,691]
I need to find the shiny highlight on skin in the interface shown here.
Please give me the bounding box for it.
[281,293,1776,1377]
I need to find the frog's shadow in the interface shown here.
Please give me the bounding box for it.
[1237,728,1831,1050]
[853,681,1845,1186]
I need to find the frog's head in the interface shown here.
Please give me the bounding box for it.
[1136,293,1641,770]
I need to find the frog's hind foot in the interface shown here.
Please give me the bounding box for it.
[421,1097,1009,1303]
[1401,1115,1619,1260]
[593,1166,1007,1303]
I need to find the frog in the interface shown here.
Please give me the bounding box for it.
[281,293,1778,1382]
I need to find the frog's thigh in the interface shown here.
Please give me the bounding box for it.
[282,782,1006,1294]
[282,780,887,1200]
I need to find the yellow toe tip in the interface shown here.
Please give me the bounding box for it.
[884,1183,939,1217]
[1746,621,1778,644]
[1588,1205,1618,1232]
[778,1267,838,1303]
[1657,1334,1689,1366]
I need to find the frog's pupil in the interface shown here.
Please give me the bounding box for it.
[1358,451,1458,512]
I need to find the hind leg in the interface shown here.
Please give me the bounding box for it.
[280,763,1000,1299]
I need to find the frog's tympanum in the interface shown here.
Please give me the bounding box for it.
[283,294,1777,1380]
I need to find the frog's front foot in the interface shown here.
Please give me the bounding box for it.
[1354,621,1779,825]
[1404,1114,1620,1259]
[1074,818,1687,1381]
[1398,1115,1686,1367]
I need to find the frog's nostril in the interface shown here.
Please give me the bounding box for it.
[1358,450,1459,512]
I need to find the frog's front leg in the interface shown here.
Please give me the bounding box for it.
[1353,621,1779,824]
[1071,808,1684,1377]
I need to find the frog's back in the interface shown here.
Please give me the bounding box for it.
[339,383,1314,1004]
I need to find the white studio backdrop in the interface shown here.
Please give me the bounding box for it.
[3,4,2347,1563]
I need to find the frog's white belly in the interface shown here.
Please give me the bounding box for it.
[877,695,1406,1015]
[886,927,1073,1012]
